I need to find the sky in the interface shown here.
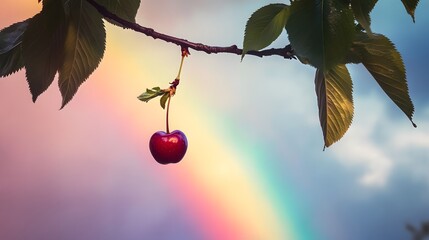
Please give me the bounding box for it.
[0,1,428,240]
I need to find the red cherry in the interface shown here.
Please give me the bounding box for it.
[149,130,188,164]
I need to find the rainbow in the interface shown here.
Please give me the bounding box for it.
[0,1,323,239]
[92,27,321,239]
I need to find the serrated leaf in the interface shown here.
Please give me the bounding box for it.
[160,92,170,109]
[344,45,363,64]
[95,0,141,26]
[351,0,378,33]
[0,20,28,54]
[0,47,23,77]
[286,0,355,70]
[242,4,290,58]
[0,20,29,77]
[58,0,106,108]
[353,32,416,126]
[401,0,420,22]
[137,87,165,102]
[315,65,354,148]
[42,0,70,16]
[22,1,67,102]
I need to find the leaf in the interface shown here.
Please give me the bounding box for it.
[242,4,290,58]
[315,65,354,148]
[58,0,106,108]
[160,92,170,109]
[353,32,416,126]
[0,20,29,77]
[137,87,165,102]
[286,0,355,70]
[22,1,67,102]
[0,20,29,54]
[401,0,420,22]
[94,0,141,26]
[351,0,378,33]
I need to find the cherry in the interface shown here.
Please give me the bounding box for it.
[149,130,188,164]
[148,47,190,165]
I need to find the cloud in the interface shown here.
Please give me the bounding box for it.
[331,93,429,188]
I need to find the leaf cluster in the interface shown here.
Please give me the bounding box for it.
[0,0,140,108]
[242,0,420,147]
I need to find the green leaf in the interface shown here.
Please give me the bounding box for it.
[58,0,106,108]
[242,4,290,58]
[352,32,416,126]
[137,87,165,102]
[344,46,363,65]
[0,20,29,77]
[286,0,355,70]
[351,0,378,33]
[160,92,170,109]
[401,0,420,22]
[94,0,141,26]
[315,65,354,148]
[22,1,67,102]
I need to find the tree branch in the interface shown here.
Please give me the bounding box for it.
[86,0,295,59]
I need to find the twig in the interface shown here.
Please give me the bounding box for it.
[407,222,429,240]
[86,0,295,59]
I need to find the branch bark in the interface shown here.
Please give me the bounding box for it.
[86,0,295,59]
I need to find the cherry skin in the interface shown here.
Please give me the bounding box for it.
[149,130,188,164]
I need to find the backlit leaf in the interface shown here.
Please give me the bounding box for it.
[353,32,416,126]
[22,1,67,102]
[286,0,355,70]
[58,0,106,108]
[401,0,420,22]
[242,4,290,58]
[351,0,378,33]
[95,0,141,26]
[0,20,29,77]
[138,87,165,102]
[315,65,354,148]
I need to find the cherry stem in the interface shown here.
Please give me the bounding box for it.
[166,47,188,134]
[176,54,186,80]
[166,94,172,134]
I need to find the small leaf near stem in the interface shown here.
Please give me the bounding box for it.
[160,92,170,109]
[138,87,166,102]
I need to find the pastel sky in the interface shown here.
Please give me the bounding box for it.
[0,1,428,240]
